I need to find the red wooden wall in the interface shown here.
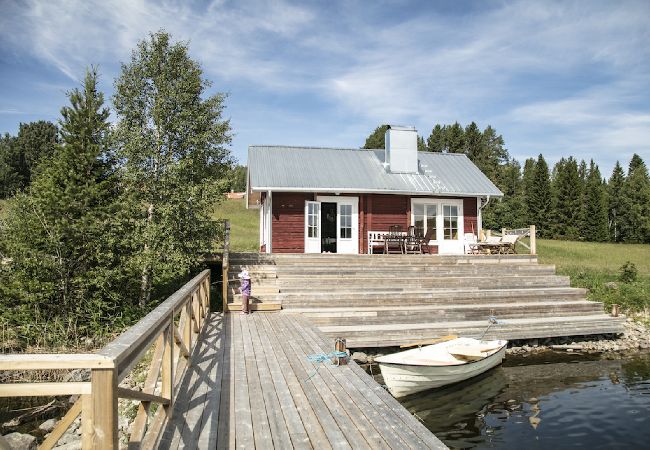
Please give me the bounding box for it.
[268,192,479,254]
[463,197,478,236]
[271,192,311,253]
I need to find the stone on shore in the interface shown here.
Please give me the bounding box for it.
[2,432,36,450]
[351,352,368,364]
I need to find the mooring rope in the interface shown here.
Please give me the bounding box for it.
[304,351,349,382]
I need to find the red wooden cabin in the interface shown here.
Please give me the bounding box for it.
[246,126,503,254]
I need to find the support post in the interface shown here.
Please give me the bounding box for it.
[222,219,230,313]
[530,225,537,255]
[502,228,506,237]
[334,338,347,366]
[162,323,174,417]
[90,368,118,449]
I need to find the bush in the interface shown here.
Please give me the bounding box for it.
[619,261,638,283]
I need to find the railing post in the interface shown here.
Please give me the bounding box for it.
[502,227,506,237]
[222,219,230,314]
[90,367,118,449]
[81,394,93,448]
[162,322,174,416]
[530,225,537,255]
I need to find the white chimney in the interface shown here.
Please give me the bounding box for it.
[384,125,418,173]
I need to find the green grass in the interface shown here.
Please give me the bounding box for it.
[212,198,259,251]
[537,239,650,318]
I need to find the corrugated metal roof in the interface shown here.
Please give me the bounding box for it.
[248,146,503,197]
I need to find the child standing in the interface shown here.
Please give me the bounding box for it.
[238,268,251,314]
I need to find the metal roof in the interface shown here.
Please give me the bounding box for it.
[248,146,503,197]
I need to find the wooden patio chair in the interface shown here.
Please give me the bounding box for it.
[404,226,422,254]
[419,228,435,254]
[384,225,404,254]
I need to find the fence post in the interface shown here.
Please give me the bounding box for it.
[530,225,537,255]
[222,220,230,314]
[90,368,118,449]
[162,322,174,416]
[501,228,506,236]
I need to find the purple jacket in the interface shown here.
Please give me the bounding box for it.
[240,278,251,295]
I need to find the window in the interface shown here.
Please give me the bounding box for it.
[443,205,459,239]
[307,202,319,238]
[339,204,352,239]
[413,203,437,237]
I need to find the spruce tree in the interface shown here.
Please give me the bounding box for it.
[551,157,582,239]
[113,31,232,307]
[607,161,625,242]
[0,68,120,344]
[445,122,465,153]
[363,125,389,149]
[522,158,537,226]
[427,124,446,152]
[619,154,650,243]
[583,160,609,241]
[527,155,552,237]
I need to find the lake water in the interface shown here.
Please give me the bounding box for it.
[373,350,650,449]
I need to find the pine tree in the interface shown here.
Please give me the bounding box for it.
[522,158,537,226]
[527,155,552,237]
[551,157,582,239]
[583,160,609,241]
[619,154,650,243]
[607,161,625,242]
[445,122,465,153]
[417,135,427,152]
[0,68,121,344]
[363,125,389,149]
[427,124,446,152]
[113,31,232,307]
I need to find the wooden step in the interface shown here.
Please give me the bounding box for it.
[314,315,626,347]
[294,301,605,325]
[226,302,282,312]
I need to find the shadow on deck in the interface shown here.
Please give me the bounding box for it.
[158,312,445,449]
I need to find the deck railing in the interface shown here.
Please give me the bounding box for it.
[0,269,212,449]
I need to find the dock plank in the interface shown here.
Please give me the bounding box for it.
[160,312,446,449]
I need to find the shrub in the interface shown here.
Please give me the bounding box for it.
[619,261,638,283]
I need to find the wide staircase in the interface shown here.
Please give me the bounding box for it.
[227,253,625,347]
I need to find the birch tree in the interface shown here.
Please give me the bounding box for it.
[113,31,232,307]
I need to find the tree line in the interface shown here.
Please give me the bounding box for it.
[0,31,236,349]
[364,124,650,243]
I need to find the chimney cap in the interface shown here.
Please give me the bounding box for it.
[386,125,417,132]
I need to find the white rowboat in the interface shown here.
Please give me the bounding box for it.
[375,337,508,398]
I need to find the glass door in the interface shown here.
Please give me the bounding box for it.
[304,201,321,253]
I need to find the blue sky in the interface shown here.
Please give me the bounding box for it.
[1,0,648,175]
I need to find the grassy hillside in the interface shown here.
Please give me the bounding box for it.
[212,198,259,251]
[538,239,649,317]
[0,199,7,220]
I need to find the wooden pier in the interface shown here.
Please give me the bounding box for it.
[159,312,446,449]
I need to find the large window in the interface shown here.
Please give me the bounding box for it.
[339,204,352,239]
[413,203,437,237]
[307,202,319,238]
[443,205,459,239]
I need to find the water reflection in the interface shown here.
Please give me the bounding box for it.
[380,351,650,449]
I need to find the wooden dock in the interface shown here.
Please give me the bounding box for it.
[158,312,446,449]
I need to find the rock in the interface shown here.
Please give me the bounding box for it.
[2,432,36,450]
[53,441,82,450]
[528,397,538,403]
[605,281,619,290]
[39,418,59,433]
[351,352,368,364]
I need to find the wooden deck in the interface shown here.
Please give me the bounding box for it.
[158,312,446,449]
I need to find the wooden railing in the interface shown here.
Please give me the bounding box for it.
[493,224,537,255]
[0,269,212,449]
[221,219,230,313]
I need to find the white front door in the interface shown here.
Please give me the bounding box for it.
[336,199,359,254]
[304,201,321,253]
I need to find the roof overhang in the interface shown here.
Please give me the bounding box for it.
[250,186,503,198]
